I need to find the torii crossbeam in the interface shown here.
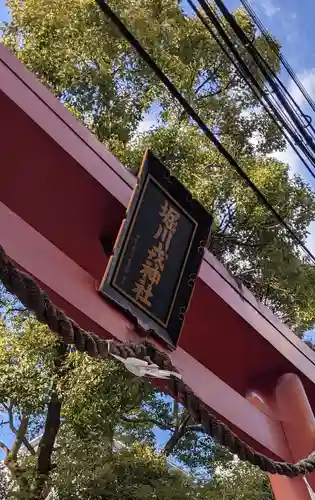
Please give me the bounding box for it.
[1,43,315,499]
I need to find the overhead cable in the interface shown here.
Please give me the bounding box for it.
[188,0,315,182]
[95,0,315,266]
[206,0,315,177]
[240,0,315,115]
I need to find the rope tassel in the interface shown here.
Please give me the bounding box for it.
[0,244,314,477]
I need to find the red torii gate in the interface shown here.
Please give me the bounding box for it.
[1,42,315,499]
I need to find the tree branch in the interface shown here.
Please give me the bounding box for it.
[2,306,28,321]
[163,411,191,457]
[22,437,36,456]
[36,389,61,478]
[33,343,66,497]
[0,441,9,455]
[217,235,262,249]
[120,415,173,431]
[5,402,35,456]
[235,267,258,277]
[218,203,237,234]
[196,75,236,101]
[173,399,179,427]
[196,73,214,95]
[186,424,205,434]
[195,55,223,95]
[7,402,15,434]
[196,87,221,100]
[10,414,29,461]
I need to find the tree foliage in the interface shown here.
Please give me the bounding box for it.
[0,0,313,497]
[53,439,196,500]
[0,299,273,499]
[1,0,283,154]
[201,459,274,500]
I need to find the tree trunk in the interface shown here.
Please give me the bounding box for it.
[31,343,66,499]
[163,412,191,456]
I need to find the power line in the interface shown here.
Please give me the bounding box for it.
[240,0,315,115]
[198,0,315,182]
[238,0,315,173]
[237,15,315,138]
[235,1,315,139]
[95,0,315,266]
[188,0,315,182]
[205,0,315,179]
[202,1,315,160]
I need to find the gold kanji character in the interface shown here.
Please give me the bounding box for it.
[160,200,180,232]
[132,281,153,307]
[153,225,173,252]
[154,200,180,252]
[140,261,161,285]
[147,242,165,271]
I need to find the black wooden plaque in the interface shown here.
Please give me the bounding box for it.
[100,150,213,348]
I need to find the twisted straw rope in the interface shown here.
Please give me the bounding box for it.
[0,245,314,477]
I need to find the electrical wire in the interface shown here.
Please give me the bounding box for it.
[208,0,315,151]
[189,0,315,182]
[238,0,315,173]
[205,0,315,176]
[199,0,315,183]
[235,7,315,138]
[240,0,315,115]
[95,0,315,266]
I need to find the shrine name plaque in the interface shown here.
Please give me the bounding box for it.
[100,150,213,348]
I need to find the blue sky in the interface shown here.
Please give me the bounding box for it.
[0,1,7,22]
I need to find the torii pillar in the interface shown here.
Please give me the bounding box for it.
[248,374,315,499]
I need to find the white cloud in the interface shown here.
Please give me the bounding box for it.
[130,111,158,143]
[254,0,280,17]
[289,69,315,108]
[307,220,315,256]
[279,11,298,43]
[134,104,161,136]
[136,115,158,134]
[272,144,299,174]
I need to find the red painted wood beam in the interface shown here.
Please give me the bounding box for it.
[1,42,314,391]
[0,199,290,461]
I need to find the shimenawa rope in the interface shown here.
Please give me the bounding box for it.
[0,245,314,477]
